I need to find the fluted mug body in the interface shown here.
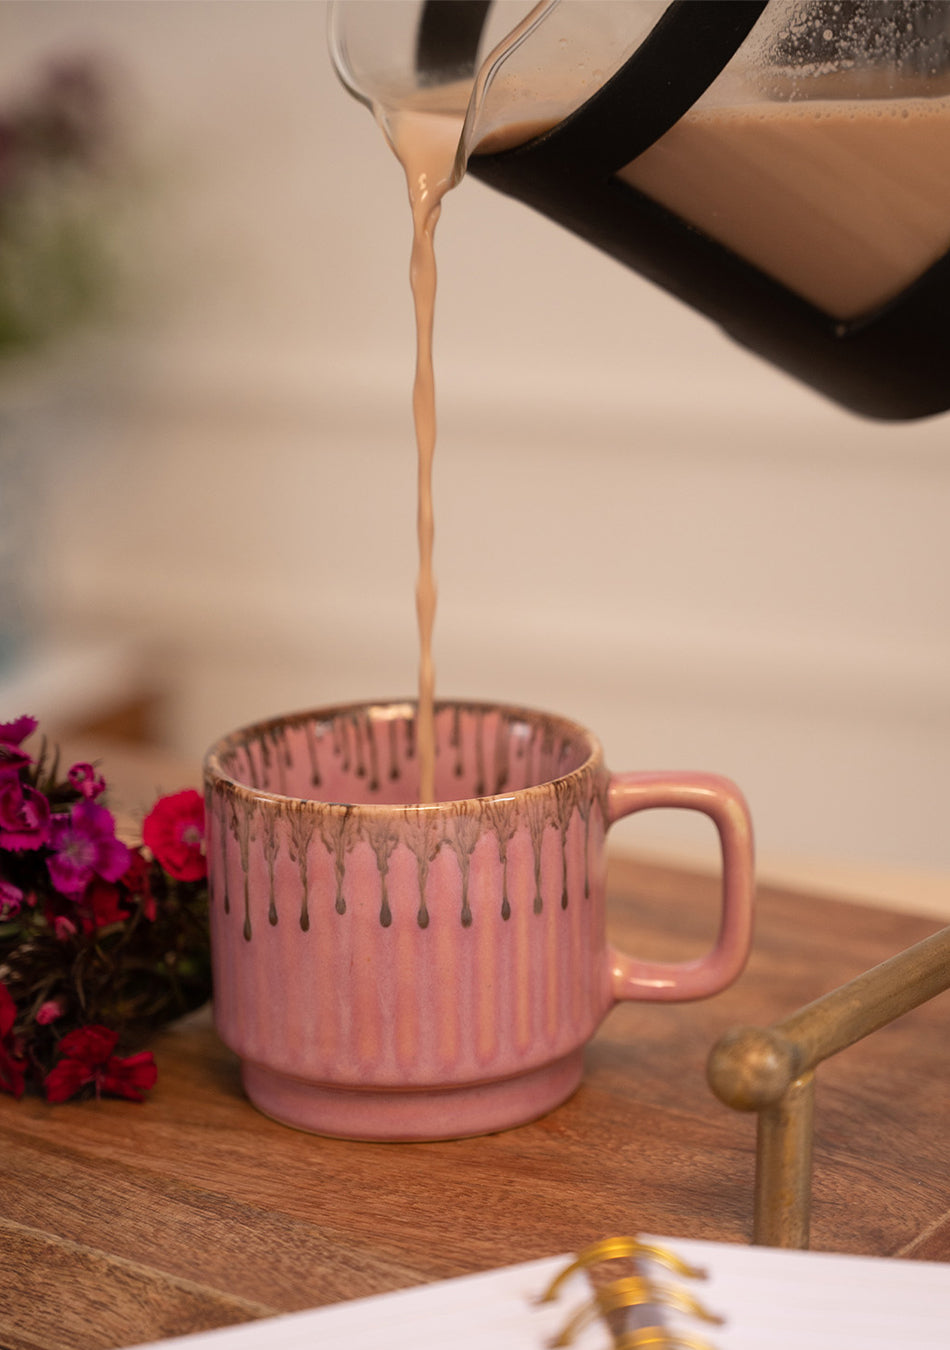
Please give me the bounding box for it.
[205,700,754,1140]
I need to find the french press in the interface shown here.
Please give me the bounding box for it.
[331,1,950,420]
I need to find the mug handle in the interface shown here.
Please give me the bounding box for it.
[606,772,754,1002]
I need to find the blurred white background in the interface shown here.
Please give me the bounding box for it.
[0,1,947,897]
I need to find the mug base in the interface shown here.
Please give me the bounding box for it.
[239,1050,585,1141]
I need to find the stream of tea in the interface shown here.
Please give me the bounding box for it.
[377,1,552,803]
[384,110,462,804]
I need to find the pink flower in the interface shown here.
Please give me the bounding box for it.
[46,800,131,899]
[0,775,51,850]
[0,715,36,773]
[0,983,26,1099]
[0,878,23,916]
[44,1025,157,1103]
[143,790,206,881]
[53,915,77,941]
[36,1000,63,1025]
[67,762,106,800]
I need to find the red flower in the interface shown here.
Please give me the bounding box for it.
[44,1025,157,1103]
[121,848,155,920]
[80,865,153,930]
[0,983,27,1099]
[143,790,205,881]
[82,879,126,930]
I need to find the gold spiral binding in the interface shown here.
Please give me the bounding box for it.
[599,1276,722,1326]
[549,1275,722,1347]
[541,1238,723,1350]
[613,1331,718,1350]
[537,1237,707,1305]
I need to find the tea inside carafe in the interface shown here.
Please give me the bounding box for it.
[466,0,950,419]
[619,2,950,320]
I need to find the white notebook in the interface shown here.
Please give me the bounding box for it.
[129,1234,950,1350]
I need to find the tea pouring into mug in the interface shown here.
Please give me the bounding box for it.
[205,700,755,1140]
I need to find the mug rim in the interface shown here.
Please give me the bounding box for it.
[203,697,604,815]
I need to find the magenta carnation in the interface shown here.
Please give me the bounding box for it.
[67,762,106,800]
[0,715,37,773]
[0,776,51,851]
[47,800,131,900]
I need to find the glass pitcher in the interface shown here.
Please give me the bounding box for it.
[330,1,950,420]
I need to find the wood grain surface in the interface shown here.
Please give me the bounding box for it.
[2,856,948,1350]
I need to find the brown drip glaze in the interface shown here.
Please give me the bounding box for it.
[226,797,254,942]
[449,805,482,928]
[364,814,399,927]
[318,806,359,917]
[483,795,518,921]
[261,809,280,926]
[387,719,400,782]
[206,705,600,935]
[304,719,322,787]
[352,713,367,780]
[492,716,510,795]
[473,707,486,798]
[272,729,288,797]
[402,808,443,929]
[450,705,463,778]
[525,792,549,915]
[366,715,381,792]
[286,808,315,932]
[553,777,575,910]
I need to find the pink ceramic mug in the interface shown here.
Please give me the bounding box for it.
[204,699,754,1140]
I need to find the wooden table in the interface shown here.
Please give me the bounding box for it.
[2,856,949,1350]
